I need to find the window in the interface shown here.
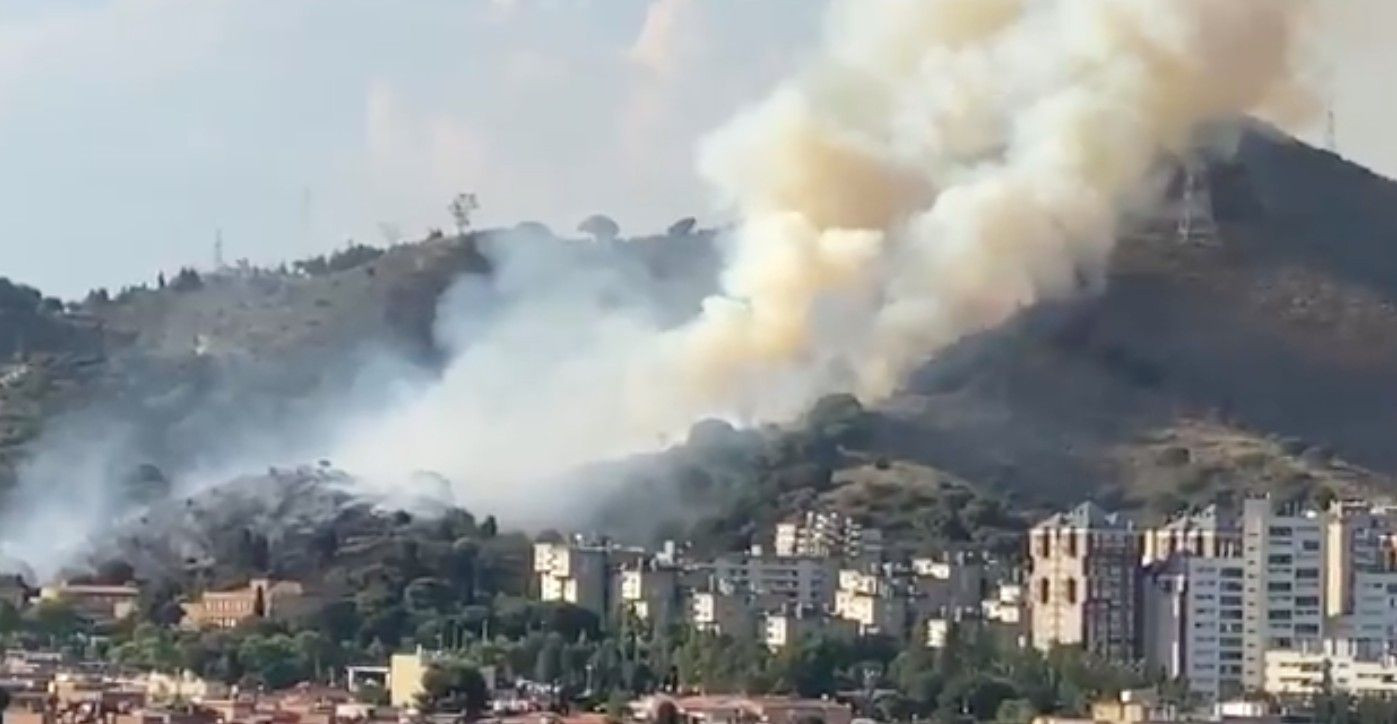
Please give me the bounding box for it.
[1270,526,1293,537]
[1268,554,1293,565]
[1295,596,1319,607]
[1067,532,1078,557]
[1302,540,1320,551]
[1040,578,1050,604]
[1296,568,1320,580]
[1268,610,1292,621]
[1067,578,1078,604]
[1269,582,1293,592]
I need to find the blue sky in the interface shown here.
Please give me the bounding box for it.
[0,0,1388,299]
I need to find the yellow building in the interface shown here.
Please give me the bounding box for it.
[180,578,305,629]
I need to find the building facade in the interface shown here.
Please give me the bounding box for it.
[1239,498,1327,692]
[702,555,837,611]
[1143,554,1247,700]
[179,578,305,629]
[774,511,883,562]
[1029,503,1141,662]
[833,569,907,638]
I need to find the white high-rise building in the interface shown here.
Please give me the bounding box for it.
[1239,498,1328,692]
[1143,555,1247,700]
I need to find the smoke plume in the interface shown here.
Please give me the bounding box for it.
[344,0,1309,513]
[665,0,1308,415]
[0,0,1313,573]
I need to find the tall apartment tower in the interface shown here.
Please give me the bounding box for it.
[1143,554,1248,700]
[1029,502,1141,662]
[1240,498,1328,692]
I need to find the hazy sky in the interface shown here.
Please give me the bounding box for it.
[0,0,1388,299]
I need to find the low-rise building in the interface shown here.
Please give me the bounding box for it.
[689,589,755,638]
[911,553,986,610]
[833,569,907,638]
[142,670,229,704]
[982,583,1026,628]
[632,695,853,724]
[389,650,439,708]
[179,578,306,629]
[0,574,28,610]
[761,609,855,650]
[1264,642,1397,697]
[39,582,139,625]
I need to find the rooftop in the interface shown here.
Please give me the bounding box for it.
[1037,502,1134,531]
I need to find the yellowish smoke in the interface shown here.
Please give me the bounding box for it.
[663,0,1310,419]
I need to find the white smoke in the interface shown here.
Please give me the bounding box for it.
[340,0,1310,519]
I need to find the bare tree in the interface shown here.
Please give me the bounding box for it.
[448,193,480,236]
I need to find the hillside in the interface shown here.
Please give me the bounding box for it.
[3,128,1397,570]
[592,129,1397,550]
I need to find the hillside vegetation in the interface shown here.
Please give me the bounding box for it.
[3,128,1397,564]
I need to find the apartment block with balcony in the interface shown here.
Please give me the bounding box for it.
[689,588,756,638]
[1144,554,1247,700]
[534,540,612,617]
[833,569,907,639]
[1029,502,1141,662]
[618,562,684,630]
[1239,497,1327,692]
[774,510,883,562]
[1141,504,1243,566]
[700,553,837,611]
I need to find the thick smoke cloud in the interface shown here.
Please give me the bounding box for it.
[669,0,1310,412]
[340,0,1310,518]
[1,0,1312,575]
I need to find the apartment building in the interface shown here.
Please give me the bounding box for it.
[38,582,139,625]
[179,578,306,629]
[1029,502,1141,662]
[1339,569,1397,659]
[1325,500,1397,618]
[702,554,837,610]
[533,539,644,618]
[1264,640,1397,697]
[774,511,883,562]
[1239,497,1327,692]
[911,552,987,614]
[618,562,683,630]
[0,574,27,610]
[761,608,855,650]
[1141,504,1242,565]
[1143,555,1247,700]
[689,589,756,638]
[833,569,907,638]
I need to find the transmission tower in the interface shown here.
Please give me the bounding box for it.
[1325,101,1338,153]
[1176,160,1217,244]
